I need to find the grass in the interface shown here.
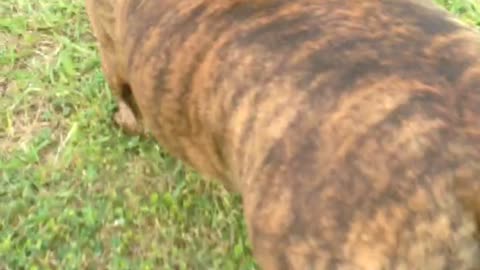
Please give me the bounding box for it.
[0,0,479,269]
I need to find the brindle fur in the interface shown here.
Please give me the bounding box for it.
[85,0,480,269]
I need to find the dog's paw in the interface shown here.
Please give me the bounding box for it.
[113,100,144,136]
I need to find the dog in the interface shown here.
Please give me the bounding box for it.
[85,0,480,269]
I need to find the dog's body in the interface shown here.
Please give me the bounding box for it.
[85,0,480,269]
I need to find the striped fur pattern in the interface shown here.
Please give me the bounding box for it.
[85,0,480,269]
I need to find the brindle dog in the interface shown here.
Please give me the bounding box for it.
[85,0,480,269]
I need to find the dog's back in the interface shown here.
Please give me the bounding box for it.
[85,0,480,269]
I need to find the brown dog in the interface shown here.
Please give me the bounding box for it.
[85,0,480,269]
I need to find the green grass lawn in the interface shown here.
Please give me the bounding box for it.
[1,0,479,269]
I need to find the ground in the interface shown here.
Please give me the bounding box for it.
[0,0,479,269]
